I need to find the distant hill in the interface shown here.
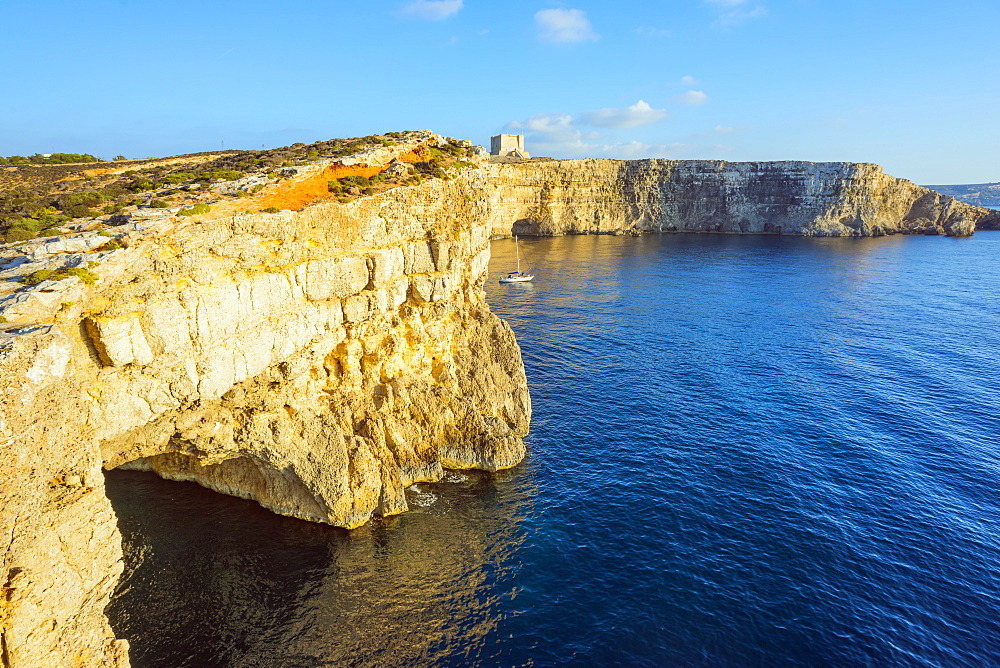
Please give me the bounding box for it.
[923,182,1000,208]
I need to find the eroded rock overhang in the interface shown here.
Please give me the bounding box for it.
[0,149,530,666]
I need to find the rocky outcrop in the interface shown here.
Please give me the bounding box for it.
[0,163,529,666]
[478,159,1000,238]
[3,136,996,667]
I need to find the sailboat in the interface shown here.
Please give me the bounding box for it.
[499,235,534,283]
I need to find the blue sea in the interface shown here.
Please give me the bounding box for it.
[106,232,1000,667]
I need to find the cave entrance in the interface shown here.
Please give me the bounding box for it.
[102,466,343,667]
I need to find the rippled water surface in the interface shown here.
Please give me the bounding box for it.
[107,233,1000,666]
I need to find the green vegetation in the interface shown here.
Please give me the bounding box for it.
[3,229,35,242]
[22,266,99,286]
[177,203,211,217]
[262,206,281,213]
[97,238,124,251]
[0,132,473,239]
[0,153,100,166]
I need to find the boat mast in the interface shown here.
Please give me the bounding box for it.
[515,235,521,273]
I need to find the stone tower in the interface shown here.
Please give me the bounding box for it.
[490,134,530,158]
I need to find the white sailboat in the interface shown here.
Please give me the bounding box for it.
[499,235,534,283]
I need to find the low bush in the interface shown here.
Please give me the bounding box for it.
[177,203,211,217]
[4,229,34,242]
[65,267,99,284]
[149,199,169,208]
[98,238,124,251]
[22,269,59,285]
[23,266,100,285]
[262,206,280,213]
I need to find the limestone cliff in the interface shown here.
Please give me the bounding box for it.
[478,159,1000,238]
[0,143,529,666]
[3,134,997,667]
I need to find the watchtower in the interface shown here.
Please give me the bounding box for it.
[490,134,530,158]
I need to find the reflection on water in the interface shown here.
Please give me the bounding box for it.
[106,467,533,666]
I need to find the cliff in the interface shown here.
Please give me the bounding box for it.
[0,139,529,666]
[2,133,996,667]
[479,159,1000,238]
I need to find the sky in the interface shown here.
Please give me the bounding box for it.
[2,0,998,184]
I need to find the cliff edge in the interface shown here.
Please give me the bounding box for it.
[480,159,1000,238]
[0,133,529,667]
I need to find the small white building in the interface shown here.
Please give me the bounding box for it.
[490,134,530,158]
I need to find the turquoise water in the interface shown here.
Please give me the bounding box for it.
[107,232,1000,666]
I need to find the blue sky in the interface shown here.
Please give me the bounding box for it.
[2,0,997,183]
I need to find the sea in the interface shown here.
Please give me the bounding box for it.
[105,232,1000,667]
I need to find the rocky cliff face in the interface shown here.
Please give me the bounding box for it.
[479,159,1000,238]
[0,166,529,666]
[3,137,996,667]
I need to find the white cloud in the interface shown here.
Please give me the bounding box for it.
[500,112,727,160]
[677,90,709,105]
[679,75,698,85]
[714,125,735,133]
[535,9,599,44]
[508,113,577,139]
[706,0,746,6]
[399,0,463,20]
[579,100,668,129]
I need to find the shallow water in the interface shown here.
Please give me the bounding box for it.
[107,232,1000,666]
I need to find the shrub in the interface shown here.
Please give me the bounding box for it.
[23,266,99,285]
[262,206,280,213]
[159,171,195,185]
[327,180,343,193]
[39,229,62,237]
[177,203,211,217]
[65,267,98,284]
[98,238,124,251]
[340,175,370,188]
[201,170,243,182]
[0,316,6,323]
[4,229,34,242]
[62,205,95,219]
[9,219,42,232]
[22,269,59,285]
[59,191,106,208]
[97,230,111,237]
[149,199,169,208]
